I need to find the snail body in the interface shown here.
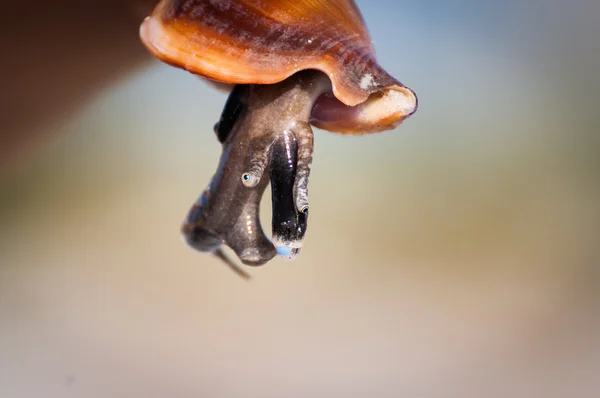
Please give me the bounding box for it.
[141,0,417,275]
[182,71,327,271]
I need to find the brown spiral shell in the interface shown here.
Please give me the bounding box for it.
[140,0,417,133]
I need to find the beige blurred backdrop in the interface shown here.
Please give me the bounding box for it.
[1,1,599,397]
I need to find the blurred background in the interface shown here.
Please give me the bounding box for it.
[1,1,598,397]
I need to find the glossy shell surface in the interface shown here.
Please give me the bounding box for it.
[141,0,408,107]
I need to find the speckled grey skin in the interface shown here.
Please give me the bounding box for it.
[182,70,331,271]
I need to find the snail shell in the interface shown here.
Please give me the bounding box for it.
[140,0,417,134]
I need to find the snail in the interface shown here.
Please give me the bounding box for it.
[139,0,417,275]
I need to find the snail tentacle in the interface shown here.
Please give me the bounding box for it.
[242,141,272,187]
[213,248,252,280]
[291,121,314,214]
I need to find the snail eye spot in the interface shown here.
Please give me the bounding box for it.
[241,173,251,184]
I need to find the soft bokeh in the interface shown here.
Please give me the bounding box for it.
[1,1,599,397]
